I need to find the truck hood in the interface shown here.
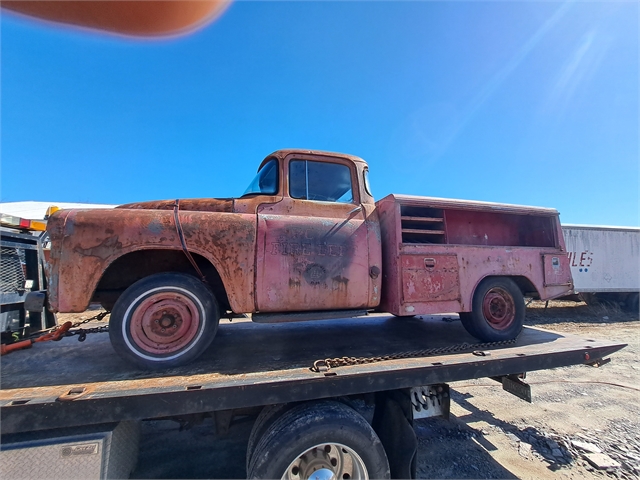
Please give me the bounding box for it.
[117,198,234,213]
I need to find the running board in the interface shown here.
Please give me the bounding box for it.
[252,309,369,324]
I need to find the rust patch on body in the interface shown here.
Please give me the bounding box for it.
[118,198,234,213]
[73,236,122,259]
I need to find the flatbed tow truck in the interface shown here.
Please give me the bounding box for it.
[0,312,625,479]
[0,153,626,479]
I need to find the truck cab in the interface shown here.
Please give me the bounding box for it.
[240,150,382,313]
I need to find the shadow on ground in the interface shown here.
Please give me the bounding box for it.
[449,389,574,472]
[415,413,520,479]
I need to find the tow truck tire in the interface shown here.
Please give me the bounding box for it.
[109,273,219,369]
[246,403,293,472]
[247,400,390,480]
[464,277,525,342]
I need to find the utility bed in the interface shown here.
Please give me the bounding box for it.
[0,314,625,435]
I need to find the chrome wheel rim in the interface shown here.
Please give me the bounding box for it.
[282,443,368,480]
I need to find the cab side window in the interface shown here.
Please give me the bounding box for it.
[289,160,353,203]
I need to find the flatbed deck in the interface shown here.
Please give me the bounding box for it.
[1,314,626,435]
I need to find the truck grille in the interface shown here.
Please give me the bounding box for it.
[0,247,26,293]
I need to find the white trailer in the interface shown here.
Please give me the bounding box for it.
[562,224,640,312]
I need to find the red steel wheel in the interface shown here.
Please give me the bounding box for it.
[462,277,525,342]
[129,292,201,355]
[110,273,219,369]
[481,287,516,330]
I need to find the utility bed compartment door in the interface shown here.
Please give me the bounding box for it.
[401,254,461,302]
[542,253,572,287]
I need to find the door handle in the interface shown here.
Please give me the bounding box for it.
[347,205,363,216]
[424,258,436,268]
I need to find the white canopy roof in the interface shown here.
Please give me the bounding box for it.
[0,201,116,220]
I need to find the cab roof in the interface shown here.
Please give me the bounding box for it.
[257,149,368,171]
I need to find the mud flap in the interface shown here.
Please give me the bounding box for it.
[490,374,532,403]
[372,390,417,479]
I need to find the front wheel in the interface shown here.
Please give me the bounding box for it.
[109,273,219,369]
[247,401,390,479]
[461,277,525,342]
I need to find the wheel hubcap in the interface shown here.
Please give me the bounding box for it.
[482,287,516,330]
[283,443,368,480]
[130,292,200,354]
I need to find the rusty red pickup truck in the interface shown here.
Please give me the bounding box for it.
[44,150,573,368]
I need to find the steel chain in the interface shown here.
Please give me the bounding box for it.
[63,311,110,342]
[66,310,110,328]
[311,338,517,373]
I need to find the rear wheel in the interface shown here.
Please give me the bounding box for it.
[462,277,525,342]
[247,401,390,479]
[109,273,219,369]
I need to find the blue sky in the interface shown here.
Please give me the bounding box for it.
[2,1,638,226]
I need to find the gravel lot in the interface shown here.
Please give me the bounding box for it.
[417,301,639,480]
[114,300,639,479]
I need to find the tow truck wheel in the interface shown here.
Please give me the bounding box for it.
[109,273,219,369]
[246,403,294,472]
[247,400,390,480]
[464,277,525,342]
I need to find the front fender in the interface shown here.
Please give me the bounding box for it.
[49,208,256,313]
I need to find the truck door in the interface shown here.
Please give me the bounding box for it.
[256,156,370,312]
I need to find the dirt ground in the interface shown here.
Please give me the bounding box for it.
[62,301,639,480]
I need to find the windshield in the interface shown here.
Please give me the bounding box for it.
[242,158,279,196]
[289,160,353,203]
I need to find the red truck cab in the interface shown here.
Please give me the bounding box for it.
[247,150,381,313]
